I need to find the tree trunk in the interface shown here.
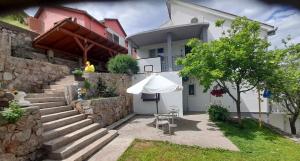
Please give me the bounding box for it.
[289,115,298,135]
[236,86,242,125]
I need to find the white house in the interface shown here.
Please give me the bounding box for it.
[127,0,276,116]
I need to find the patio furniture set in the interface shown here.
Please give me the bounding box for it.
[154,107,179,135]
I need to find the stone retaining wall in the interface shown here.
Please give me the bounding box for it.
[0,21,79,70]
[69,72,133,127]
[0,106,43,161]
[83,72,133,113]
[83,72,132,97]
[73,96,130,127]
[0,26,70,92]
[1,56,70,92]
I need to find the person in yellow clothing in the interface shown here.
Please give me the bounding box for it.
[84,61,95,73]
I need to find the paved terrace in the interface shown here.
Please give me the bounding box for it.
[88,113,239,161]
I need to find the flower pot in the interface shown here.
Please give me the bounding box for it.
[74,75,85,81]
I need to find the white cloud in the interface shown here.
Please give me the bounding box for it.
[24,0,300,48]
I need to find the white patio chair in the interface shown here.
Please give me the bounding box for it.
[154,114,169,129]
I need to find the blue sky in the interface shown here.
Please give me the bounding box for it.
[25,0,300,48]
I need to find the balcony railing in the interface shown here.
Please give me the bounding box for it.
[161,56,183,72]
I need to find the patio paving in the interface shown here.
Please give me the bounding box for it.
[87,113,239,161]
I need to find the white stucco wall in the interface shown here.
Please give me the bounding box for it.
[251,113,300,135]
[132,72,183,117]
[131,0,274,114]
[183,78,268,113]
[136,39,189,67]
[137,57,162,73]
[168,1,269,41]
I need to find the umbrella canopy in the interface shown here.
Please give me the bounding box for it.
[127,74,183,94]
[127,74,183,114]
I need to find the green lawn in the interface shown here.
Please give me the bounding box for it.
[118,119,300,161]
[0,14,29,29]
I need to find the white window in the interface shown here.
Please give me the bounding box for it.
[113,34,119,44]
[149,49,156,58]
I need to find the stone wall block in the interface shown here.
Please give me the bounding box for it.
[0,106,42,160]
[13,128,31,142]
[0,153,17,161]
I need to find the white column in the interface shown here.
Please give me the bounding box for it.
[128,41,132,56]
[202,26,208,42]
[167,33,172,71]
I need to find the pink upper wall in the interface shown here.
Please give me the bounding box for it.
[103,19,126,37]
[36,7,106,37]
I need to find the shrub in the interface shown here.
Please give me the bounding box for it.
[95,78,118,97]
[208,105,229,122]
[102,87,118,97]
[107,54,139,75]
[83,80,92,90]
[72,68,83,76]
[1,101,24,123]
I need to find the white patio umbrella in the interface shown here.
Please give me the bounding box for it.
[127,74,183,113]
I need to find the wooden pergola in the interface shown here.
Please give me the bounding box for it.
[33,18,127,65]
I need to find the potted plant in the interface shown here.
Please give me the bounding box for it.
[72,68,84,81]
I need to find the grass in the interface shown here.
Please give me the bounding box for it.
[118,119,300,161]
[0,14,29,29]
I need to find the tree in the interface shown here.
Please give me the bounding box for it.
[265,42,300,134]
[177,17,277,124]
[107,54,139,75]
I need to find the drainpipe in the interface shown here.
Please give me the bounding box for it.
[167,32,172,71]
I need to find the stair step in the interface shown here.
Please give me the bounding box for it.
[49,85,66,90]
[26,97,65,103]
[26,92,64,98]
[40,106,73,115]
[63,130,118,161]
[43,114,86,132]
[44,123,104,152]
[49,126,107,159]
[32,102,66,109]
[51,81,78,86]
[43,119,93,142]
[44,89,65,94]
[107,113,136,130]
[42,110,79,123]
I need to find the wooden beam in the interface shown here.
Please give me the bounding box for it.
[74,37,84,51]
[34,44,80,59]
[51,36,71,48]
[33,20,68,44]
[86,43,94,51]
[59,28,117,53]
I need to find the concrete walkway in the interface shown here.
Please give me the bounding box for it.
[87,113,239,161]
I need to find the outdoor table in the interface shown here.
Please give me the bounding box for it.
[154,114,177,135]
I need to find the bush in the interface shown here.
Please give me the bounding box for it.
[208,105,229,122]
[102,87,118,97]
[72,68,83,76]
[95,78,118,97]
[107,54,139,75]
[1,101,24,123]
[83,80,92,90]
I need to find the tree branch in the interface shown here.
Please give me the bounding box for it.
[216,80,237,102]
[283,99,294,114]
[286,92,298,110]
[240,81,259,93]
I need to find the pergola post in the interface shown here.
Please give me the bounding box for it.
[74,37,94,65]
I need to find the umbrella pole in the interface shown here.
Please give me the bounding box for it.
[156,93,159,114]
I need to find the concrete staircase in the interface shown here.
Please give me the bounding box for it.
[25,75,118,161]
